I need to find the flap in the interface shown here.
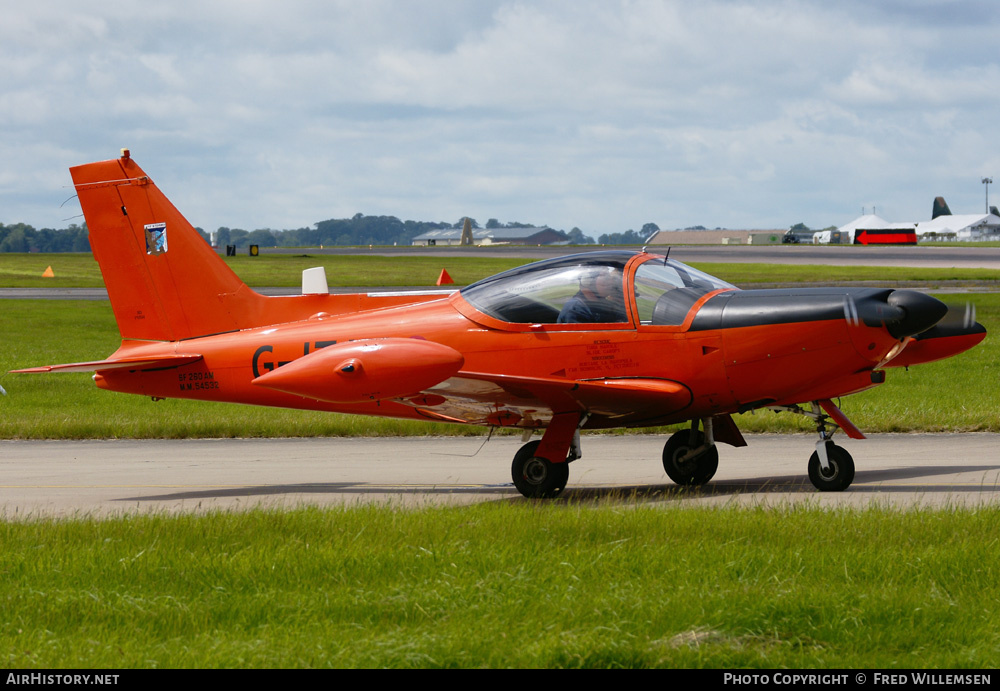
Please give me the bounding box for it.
[400,371,693,429]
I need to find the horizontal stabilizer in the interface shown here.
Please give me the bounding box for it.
[11,354,203,374]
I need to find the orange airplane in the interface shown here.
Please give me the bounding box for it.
[13,151,987,497]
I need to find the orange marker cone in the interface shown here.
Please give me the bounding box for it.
[42,266,55,278]
[436,269,454,286]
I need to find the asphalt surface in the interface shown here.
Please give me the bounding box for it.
[2,434,999,517]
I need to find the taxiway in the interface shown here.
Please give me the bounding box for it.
[2,434,998,517]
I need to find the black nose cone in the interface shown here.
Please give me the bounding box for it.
[885,290,948,339]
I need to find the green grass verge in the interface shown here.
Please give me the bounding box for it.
[0,253,532,289]
[1,293,995,438]
[3,503,999,668]
[5,251,1000,288]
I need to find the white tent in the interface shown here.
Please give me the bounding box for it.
[823,210,1000,244]
[819,214,914,243]
[914,213,1000,241]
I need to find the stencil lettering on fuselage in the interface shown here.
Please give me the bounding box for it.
[251,341,337,378]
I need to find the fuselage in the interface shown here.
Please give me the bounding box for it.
[95,251,932,431]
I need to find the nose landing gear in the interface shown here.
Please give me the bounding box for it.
[808,441,855,492]
[770,400,858,491]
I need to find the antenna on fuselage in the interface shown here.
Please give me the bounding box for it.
[642,231,658,254]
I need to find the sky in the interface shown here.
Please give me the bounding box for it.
[2,0,999,237]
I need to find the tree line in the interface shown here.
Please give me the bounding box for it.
[0,217,687,253]
[0,223,91,253]
[211,216,605,249]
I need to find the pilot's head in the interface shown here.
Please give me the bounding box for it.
[582,267,620,299]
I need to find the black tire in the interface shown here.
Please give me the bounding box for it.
[511,440,570,499]
[662,429,719,486]
[807,443,855,491]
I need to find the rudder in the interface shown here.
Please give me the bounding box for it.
[931,196,952,219]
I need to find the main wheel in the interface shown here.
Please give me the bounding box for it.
[511,440,570,499]
[662,429,719,486]
[807,443,855,491]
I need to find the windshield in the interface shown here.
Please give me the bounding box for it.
[633,258,735,325]
[460,251,735,327]
[461,252,631,324]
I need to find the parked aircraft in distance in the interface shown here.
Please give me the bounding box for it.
[12,152,988,497]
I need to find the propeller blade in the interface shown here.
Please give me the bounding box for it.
[937,301,977,330]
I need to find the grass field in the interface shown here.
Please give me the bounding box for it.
[3,503,998,668]
[0,253,532,289]
[2,253,998,669]
[4,251,1000,288]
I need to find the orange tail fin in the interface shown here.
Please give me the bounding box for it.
[70,150,268,341]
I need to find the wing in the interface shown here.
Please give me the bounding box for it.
[399,371,694,429]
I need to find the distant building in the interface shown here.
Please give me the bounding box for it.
[646,229,785,245]
[816,214,916,244]
[411,226,564,246]
[914,213,1000,241]
[826,201,1000,244]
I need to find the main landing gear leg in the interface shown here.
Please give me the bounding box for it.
[662,417,720,486]
[771,401,856,492]
[511,412,581,499]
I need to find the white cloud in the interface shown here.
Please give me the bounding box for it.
[2,0,999,233]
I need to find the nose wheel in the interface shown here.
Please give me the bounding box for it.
[807,441,855,491]
[771,401,859,491]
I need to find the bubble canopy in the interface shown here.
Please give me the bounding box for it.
[459,250,735,327]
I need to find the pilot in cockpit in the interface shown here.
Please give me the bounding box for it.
[557,266,627,323]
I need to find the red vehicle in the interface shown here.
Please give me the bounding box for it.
[13,152,987,497]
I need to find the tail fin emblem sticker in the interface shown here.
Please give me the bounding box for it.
[144,223,167,255]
